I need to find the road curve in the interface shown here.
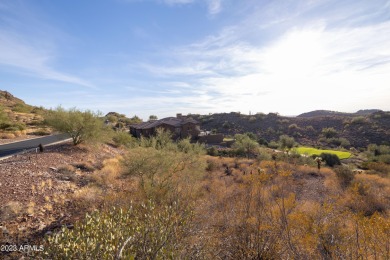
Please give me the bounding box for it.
[0,133,70,158]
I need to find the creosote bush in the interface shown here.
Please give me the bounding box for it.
[40,128,390,260]
[44,107,112,145]
[44,201,193,259]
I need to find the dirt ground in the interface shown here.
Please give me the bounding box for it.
[0,141,122,259]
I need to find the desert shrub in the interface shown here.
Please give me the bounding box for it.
[258,137,268,146]
[0,201,24,221]
[232,134,259,157]
[343,182,386,216]
[0,122,26,131]
[12,103,32,113]
[74,162,95,172]
[206,159,217,172]
[0,132,15,139]
[305,125,315,132]
[321,127,338,138]
[377,154,390,164]
[288,123,299,130]
[257,147,272,161]
[268,141,279,149]
[222,121,230,129]
[0,106,9,124]
[177,138,205,155]
[206,146,218,156]
[45,107,112,145]
[57,165,77,182]
[43,201,193,259]
[29,129,50,136]
[121,147,206,202]
[350,116,366,124]
[334,166,354,189]
[140,128,176,151]
[320,153,341,167]
[58,165,76,174]
[279,134,295,149]
[327,137,351,147]
[112,131,133,147]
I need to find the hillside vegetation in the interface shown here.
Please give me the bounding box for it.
[37,130,390,259]
[1,91,389,259]
[0,90,49,139]
[191,111,390,149]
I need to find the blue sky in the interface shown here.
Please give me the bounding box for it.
[1,0,389,119]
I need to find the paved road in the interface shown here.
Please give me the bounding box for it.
[0,133,70,158]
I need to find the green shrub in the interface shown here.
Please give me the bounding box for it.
[43,201,192,259]
[334,166,354,189]
[207,146,218,156]
[321,127,338,138]
[45,107,112,145]
[177,138,205,155]
[12,103,32,113]
[0,122,26,131]
[279,134,295,149]
[320,153,341,167]
[268,141,279,149]
[112,131,133,147]
[351,116,366,125]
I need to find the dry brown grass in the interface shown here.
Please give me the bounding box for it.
[0,201,24,221]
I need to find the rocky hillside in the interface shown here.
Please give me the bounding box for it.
[0,90,49,139]
[191,110,390,149]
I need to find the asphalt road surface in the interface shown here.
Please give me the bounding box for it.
[0,133,70,158]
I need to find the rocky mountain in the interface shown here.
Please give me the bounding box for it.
[191,110,390,148]
[297,109,382,117]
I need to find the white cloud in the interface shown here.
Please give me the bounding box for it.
[0,31,93,88]
[139,13,390,115]
[163,0,194,5]
[0,2,93,88]
[206,0,222,14]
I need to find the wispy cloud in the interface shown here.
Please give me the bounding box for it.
[205,0,222,15]
[133,1,390,116]
[163,0,194,4]
[123,0,223,15]
[0,2,93,88]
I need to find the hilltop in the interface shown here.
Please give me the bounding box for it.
[191,110,390,149]
[1,91,389,259]
[1,90,390,149]
[297,109,383,117]
[0,90,49,140]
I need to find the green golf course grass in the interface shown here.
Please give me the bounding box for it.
[294,146,352,159]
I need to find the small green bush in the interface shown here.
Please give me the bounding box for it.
[334,166,354,189]
[113,131,133,147]
[322,127,338,138]
[320,153,341,167]
[12,103,32,113]
[43,201,192,259]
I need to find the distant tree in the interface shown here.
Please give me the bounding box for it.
[258,137,268,146]
[233,134,259,157]
[222,121,230,129]
[244,132,257,141]
[45,107,111,145]
[106,115,117,124]
[321,127,338,138]
[279,135,295,150]
[149,115,158,120]
[320,153,341,167]
[129,115,142,124]
[0,106,9,125]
